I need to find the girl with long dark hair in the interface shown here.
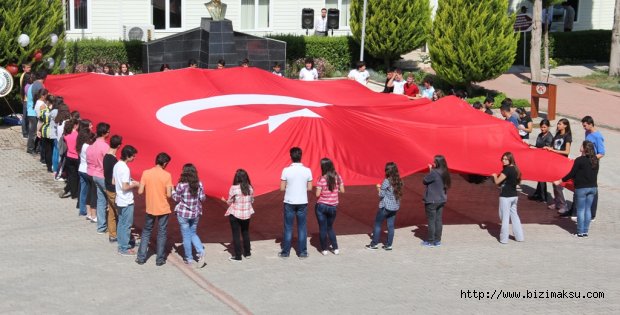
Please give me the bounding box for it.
[545,118,572,214]
[315,158,345,255]
[172,163,206,267]
[366,162,404,251]
[59,119,80,199]
[421,155,451,247]
[222,169,255,261]
[556,141,599,237]
[76,120,96,219]
[529,119,554,203]
[492,152,524,244]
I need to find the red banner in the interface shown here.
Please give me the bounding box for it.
[46,68,572,197]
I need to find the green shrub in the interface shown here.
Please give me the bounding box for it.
[288,58,335,79]
[467,92,529,108]
[65,39,143,72]
[268,34,385,72]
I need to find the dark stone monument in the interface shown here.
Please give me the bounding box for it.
[142,18,286,73]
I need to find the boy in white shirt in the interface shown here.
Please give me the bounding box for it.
[299,58,318,81]
[348,61,370,86]
[113,145,140,256]
[387,69,406,94]
[278,147,312,258]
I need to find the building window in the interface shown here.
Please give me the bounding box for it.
[241,0,270,30]
[325,0,350,28]
[65,0,89,31]
[152,0,183,30]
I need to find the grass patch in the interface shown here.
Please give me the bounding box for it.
[566,70,620,93]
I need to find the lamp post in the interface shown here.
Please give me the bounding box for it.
[359,0,368,61]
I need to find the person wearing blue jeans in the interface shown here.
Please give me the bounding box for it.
[279,147,312,258]
[558,140,599,237]
[136,152,173,266]
[575,187,597,235]
[117,204,135,254]
[113,145,139,255]
[78,171,90,216]
[315,203,338,253]
[366,162,403,251]
[282,203,308,257]
[369,207,398,248]
[93,176,108,233]
[177,216,204,262]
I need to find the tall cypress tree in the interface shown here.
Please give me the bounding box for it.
[429,0,518,91]
[350,0,431,68]
[0,0,66,73]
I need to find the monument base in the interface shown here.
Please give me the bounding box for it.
[143,18,286,72]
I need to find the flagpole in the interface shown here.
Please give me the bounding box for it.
[360,0,368,61]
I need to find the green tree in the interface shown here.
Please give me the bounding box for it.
[429,0,518,91]
[349,0,431,68]
[0,0,66,73]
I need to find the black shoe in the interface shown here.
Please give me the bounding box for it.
[559,212,572,218]
[108,237,117,243]
[298,253,309,259]
[528,194,542,201]
[277,252,289,258]
[156,260,166,266]
[135,259,146,265]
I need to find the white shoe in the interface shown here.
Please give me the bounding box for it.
[321,250,328,256]
[333,249,339,255]
[91,217,98,223]
[591,218,596,222]
[570,216,577,222]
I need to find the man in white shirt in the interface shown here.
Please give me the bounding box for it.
[299,58,318,81]
[387,68,406,94]
[314,8,328,36]
[113,145,140,256]
[279,147,312,258]
[348,61,370,86]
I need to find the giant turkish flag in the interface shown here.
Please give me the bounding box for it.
[46,68,572,197]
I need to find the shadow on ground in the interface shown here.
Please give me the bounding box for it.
[127,173,576,259]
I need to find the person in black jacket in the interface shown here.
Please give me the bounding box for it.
[555,140,599,237]
[421,155,451,247]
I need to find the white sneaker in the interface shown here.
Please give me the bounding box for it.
[591,218,596,222]
[333,249,340,255]
[91,217,98,223]
[321,250,328,256]
[570,216,577,222]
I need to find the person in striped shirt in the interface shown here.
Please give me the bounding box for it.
[222,169,255,262]
[314,158,345,256]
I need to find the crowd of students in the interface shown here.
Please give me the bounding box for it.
[17,64,604,267]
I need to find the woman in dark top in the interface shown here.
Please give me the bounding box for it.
[421,155,451,248]
[556,141,599,237]
[516,108,533,141]
[529,119,554,202]
[492,152,524,244]
[545,118,572,214]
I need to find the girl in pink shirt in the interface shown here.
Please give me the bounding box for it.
[314,158,345,255]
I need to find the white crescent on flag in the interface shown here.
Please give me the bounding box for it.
[155,94,330,132]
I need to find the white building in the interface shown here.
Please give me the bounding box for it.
[64,0,353,41]
[64,1,615,42]
[505,0,615,31]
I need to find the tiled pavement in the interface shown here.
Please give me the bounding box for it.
[1,98,619,313]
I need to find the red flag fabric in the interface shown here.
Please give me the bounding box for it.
[45,68,573,197]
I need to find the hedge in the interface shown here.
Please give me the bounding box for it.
[267,34,384,72]
[65,39,143,72]
[514,30,611,66]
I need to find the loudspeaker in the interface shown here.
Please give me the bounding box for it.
[327,8,339,30]
[302,8,314,29]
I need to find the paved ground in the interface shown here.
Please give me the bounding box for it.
[2,72,620,313]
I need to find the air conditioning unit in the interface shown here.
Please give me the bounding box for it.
[123,25,154,42]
